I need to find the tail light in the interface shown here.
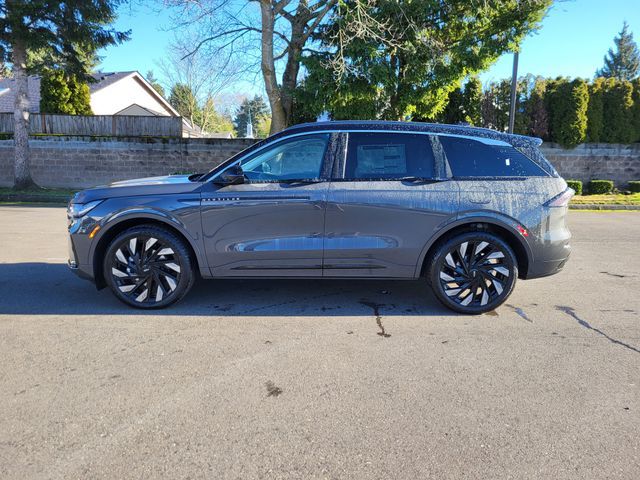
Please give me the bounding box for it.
[545,188,575,207]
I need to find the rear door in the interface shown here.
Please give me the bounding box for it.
[323,131,459,278]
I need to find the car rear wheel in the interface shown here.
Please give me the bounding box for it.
[428,232,518,314]
[103,225,195,309]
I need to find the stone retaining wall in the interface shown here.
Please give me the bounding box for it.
[0,136,638,188]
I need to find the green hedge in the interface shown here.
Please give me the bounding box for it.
[545,78,589,148]
[628,181,640,193]
[482,76,640,146]
[588,179,614,194]
[566,180,583,195]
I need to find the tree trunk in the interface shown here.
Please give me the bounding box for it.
[280,21,304,126]
[260,0,287,134]
[11,40,35,189]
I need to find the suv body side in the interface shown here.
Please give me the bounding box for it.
[68,122,570,287]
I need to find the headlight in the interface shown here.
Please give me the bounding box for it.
[67,200,103,218]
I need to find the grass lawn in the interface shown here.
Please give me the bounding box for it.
[570,193,640,205]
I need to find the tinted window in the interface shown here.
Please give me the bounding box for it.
[345,133,434,180]
[241,134,329,182]
[439,136,547,177]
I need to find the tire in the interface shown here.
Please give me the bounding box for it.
[103,225,195,309]
[427,232,518,314]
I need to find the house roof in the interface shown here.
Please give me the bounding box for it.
[0,71,179,116]
[90,71,180,117]
[0,76,42,113]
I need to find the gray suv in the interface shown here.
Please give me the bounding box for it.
[68,121,572,314]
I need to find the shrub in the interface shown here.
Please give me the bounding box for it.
[545,77,589,148]
[588,179,614,194]
[628,180,640,193]
[566,180,583,195]
[587,78,605,142]
[600,78,634,143]
[40,69,93,115]
[632,79,640,143]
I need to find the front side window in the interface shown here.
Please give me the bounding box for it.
[344,132,435,180]
[241,134,330,182]
[439,135,548,177]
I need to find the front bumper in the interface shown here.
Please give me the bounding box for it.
[67,212,98,283]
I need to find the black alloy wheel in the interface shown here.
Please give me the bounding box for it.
[428,232,518,314]
[103,225,194,308]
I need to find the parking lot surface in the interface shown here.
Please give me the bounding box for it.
[0,206,639,479]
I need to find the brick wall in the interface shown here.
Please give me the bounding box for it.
[541,143,640,187]
[0,136,257,188]
[0,136,639,189]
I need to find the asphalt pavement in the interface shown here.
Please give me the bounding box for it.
[0,206,639,479]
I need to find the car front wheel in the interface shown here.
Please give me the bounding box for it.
[103,225,195,309]
[428,232,518,314]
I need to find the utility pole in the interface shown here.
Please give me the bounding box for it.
[508,51,519,134]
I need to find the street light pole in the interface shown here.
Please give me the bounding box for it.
[508,51,519,133]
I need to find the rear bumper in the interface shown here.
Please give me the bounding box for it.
[524,238,571,279]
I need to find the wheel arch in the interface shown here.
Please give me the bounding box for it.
[416,217,532,279]
[91,212,206,289]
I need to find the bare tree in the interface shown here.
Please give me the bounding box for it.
[158,34,242,132]
[163,0,336,133]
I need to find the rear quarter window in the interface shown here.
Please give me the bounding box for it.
[439,135,548,178]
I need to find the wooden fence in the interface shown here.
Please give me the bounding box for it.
[0,113,183,137]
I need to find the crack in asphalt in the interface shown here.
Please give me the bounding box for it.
[359,300,391,338]
[599,271,629,278]
[556,305,640,354]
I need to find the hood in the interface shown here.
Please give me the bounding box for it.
[72,174,204,203]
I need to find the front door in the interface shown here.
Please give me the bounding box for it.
[201,133,333,277]
[323,131,459,278]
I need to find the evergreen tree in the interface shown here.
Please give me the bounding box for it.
[596,22,640,81]
[632,78,640,142]
[233,96,269,138]
[545,78,589,148]
[298,0,551,122]
[68,76,93,115]
[40,70,74,114]
[587,78,605,142]
[169,83,201,126]
[0,0,128,188]
[40,69,93,115]
[439,86,465,124]
[523,78,549,139]
[462,77,483,126]
[146,70,165,98]
[600,78,634,143]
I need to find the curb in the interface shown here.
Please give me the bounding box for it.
[0,193,71,204]
[569,204,640,210]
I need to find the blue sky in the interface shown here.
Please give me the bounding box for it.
[99,0,640,101]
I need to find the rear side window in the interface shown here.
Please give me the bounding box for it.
[345,132,435,180]
[439,135,548,177]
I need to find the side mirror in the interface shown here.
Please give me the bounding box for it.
[214,164,245,185]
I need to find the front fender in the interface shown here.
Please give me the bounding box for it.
[89,203,210,282]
